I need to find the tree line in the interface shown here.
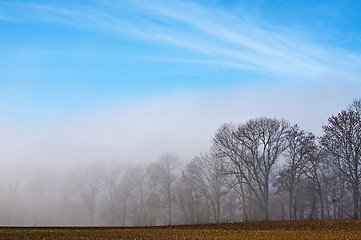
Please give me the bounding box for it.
[0,98,360,226]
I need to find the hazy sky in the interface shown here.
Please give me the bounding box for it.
[1,0,361,167]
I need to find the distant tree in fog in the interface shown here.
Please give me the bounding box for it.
[321,99,361,219]
[320,154,348,219]
[3,99,361,226]
[213,117,289,221]
[127,166,150,226]
[274,125,317,220]
[67,164,100,225]
[114,167,132,225]
[185,154,227,223]
[303,149,328,220]
[175,170,206,224]
[98,161,121,225]
[147,153,179,225]
[0,164,24,225]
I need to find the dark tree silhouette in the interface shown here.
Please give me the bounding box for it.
[321,99,361,219]
[213,117,289,221]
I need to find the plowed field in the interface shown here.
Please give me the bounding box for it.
[1,220,361,239]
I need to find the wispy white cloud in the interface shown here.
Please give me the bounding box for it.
[3,0,360,79]
[104,0,360,78]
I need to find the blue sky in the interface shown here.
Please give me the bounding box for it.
[1,0,360,122]
[0,0,361,166]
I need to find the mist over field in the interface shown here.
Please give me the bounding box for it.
[0,82,358,168]
[0,0,361,226]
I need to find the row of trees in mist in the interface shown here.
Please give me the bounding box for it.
[0,99,360,226]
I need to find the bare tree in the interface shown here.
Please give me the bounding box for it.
[127,166,150,226]
[98,161,121,225]
[321,99,361,219]
[66,164,100,225]
[275,125,317,220]
[303,149,329,220]
[147,153,179,225]
[175,170,207,224]
[145,191,161,226]
[115,167,132,226]
[322,156,348,219]
[186,154,227,223]
[213,117,289,221]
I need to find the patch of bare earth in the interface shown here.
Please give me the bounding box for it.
[1,220,360,240]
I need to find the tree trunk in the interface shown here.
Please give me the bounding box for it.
[289,189,293,220]
[216,196,220,223]
[264,196,269,221]
[353,188,359,219]
[168,195,172,225]
[265,178,269,221]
